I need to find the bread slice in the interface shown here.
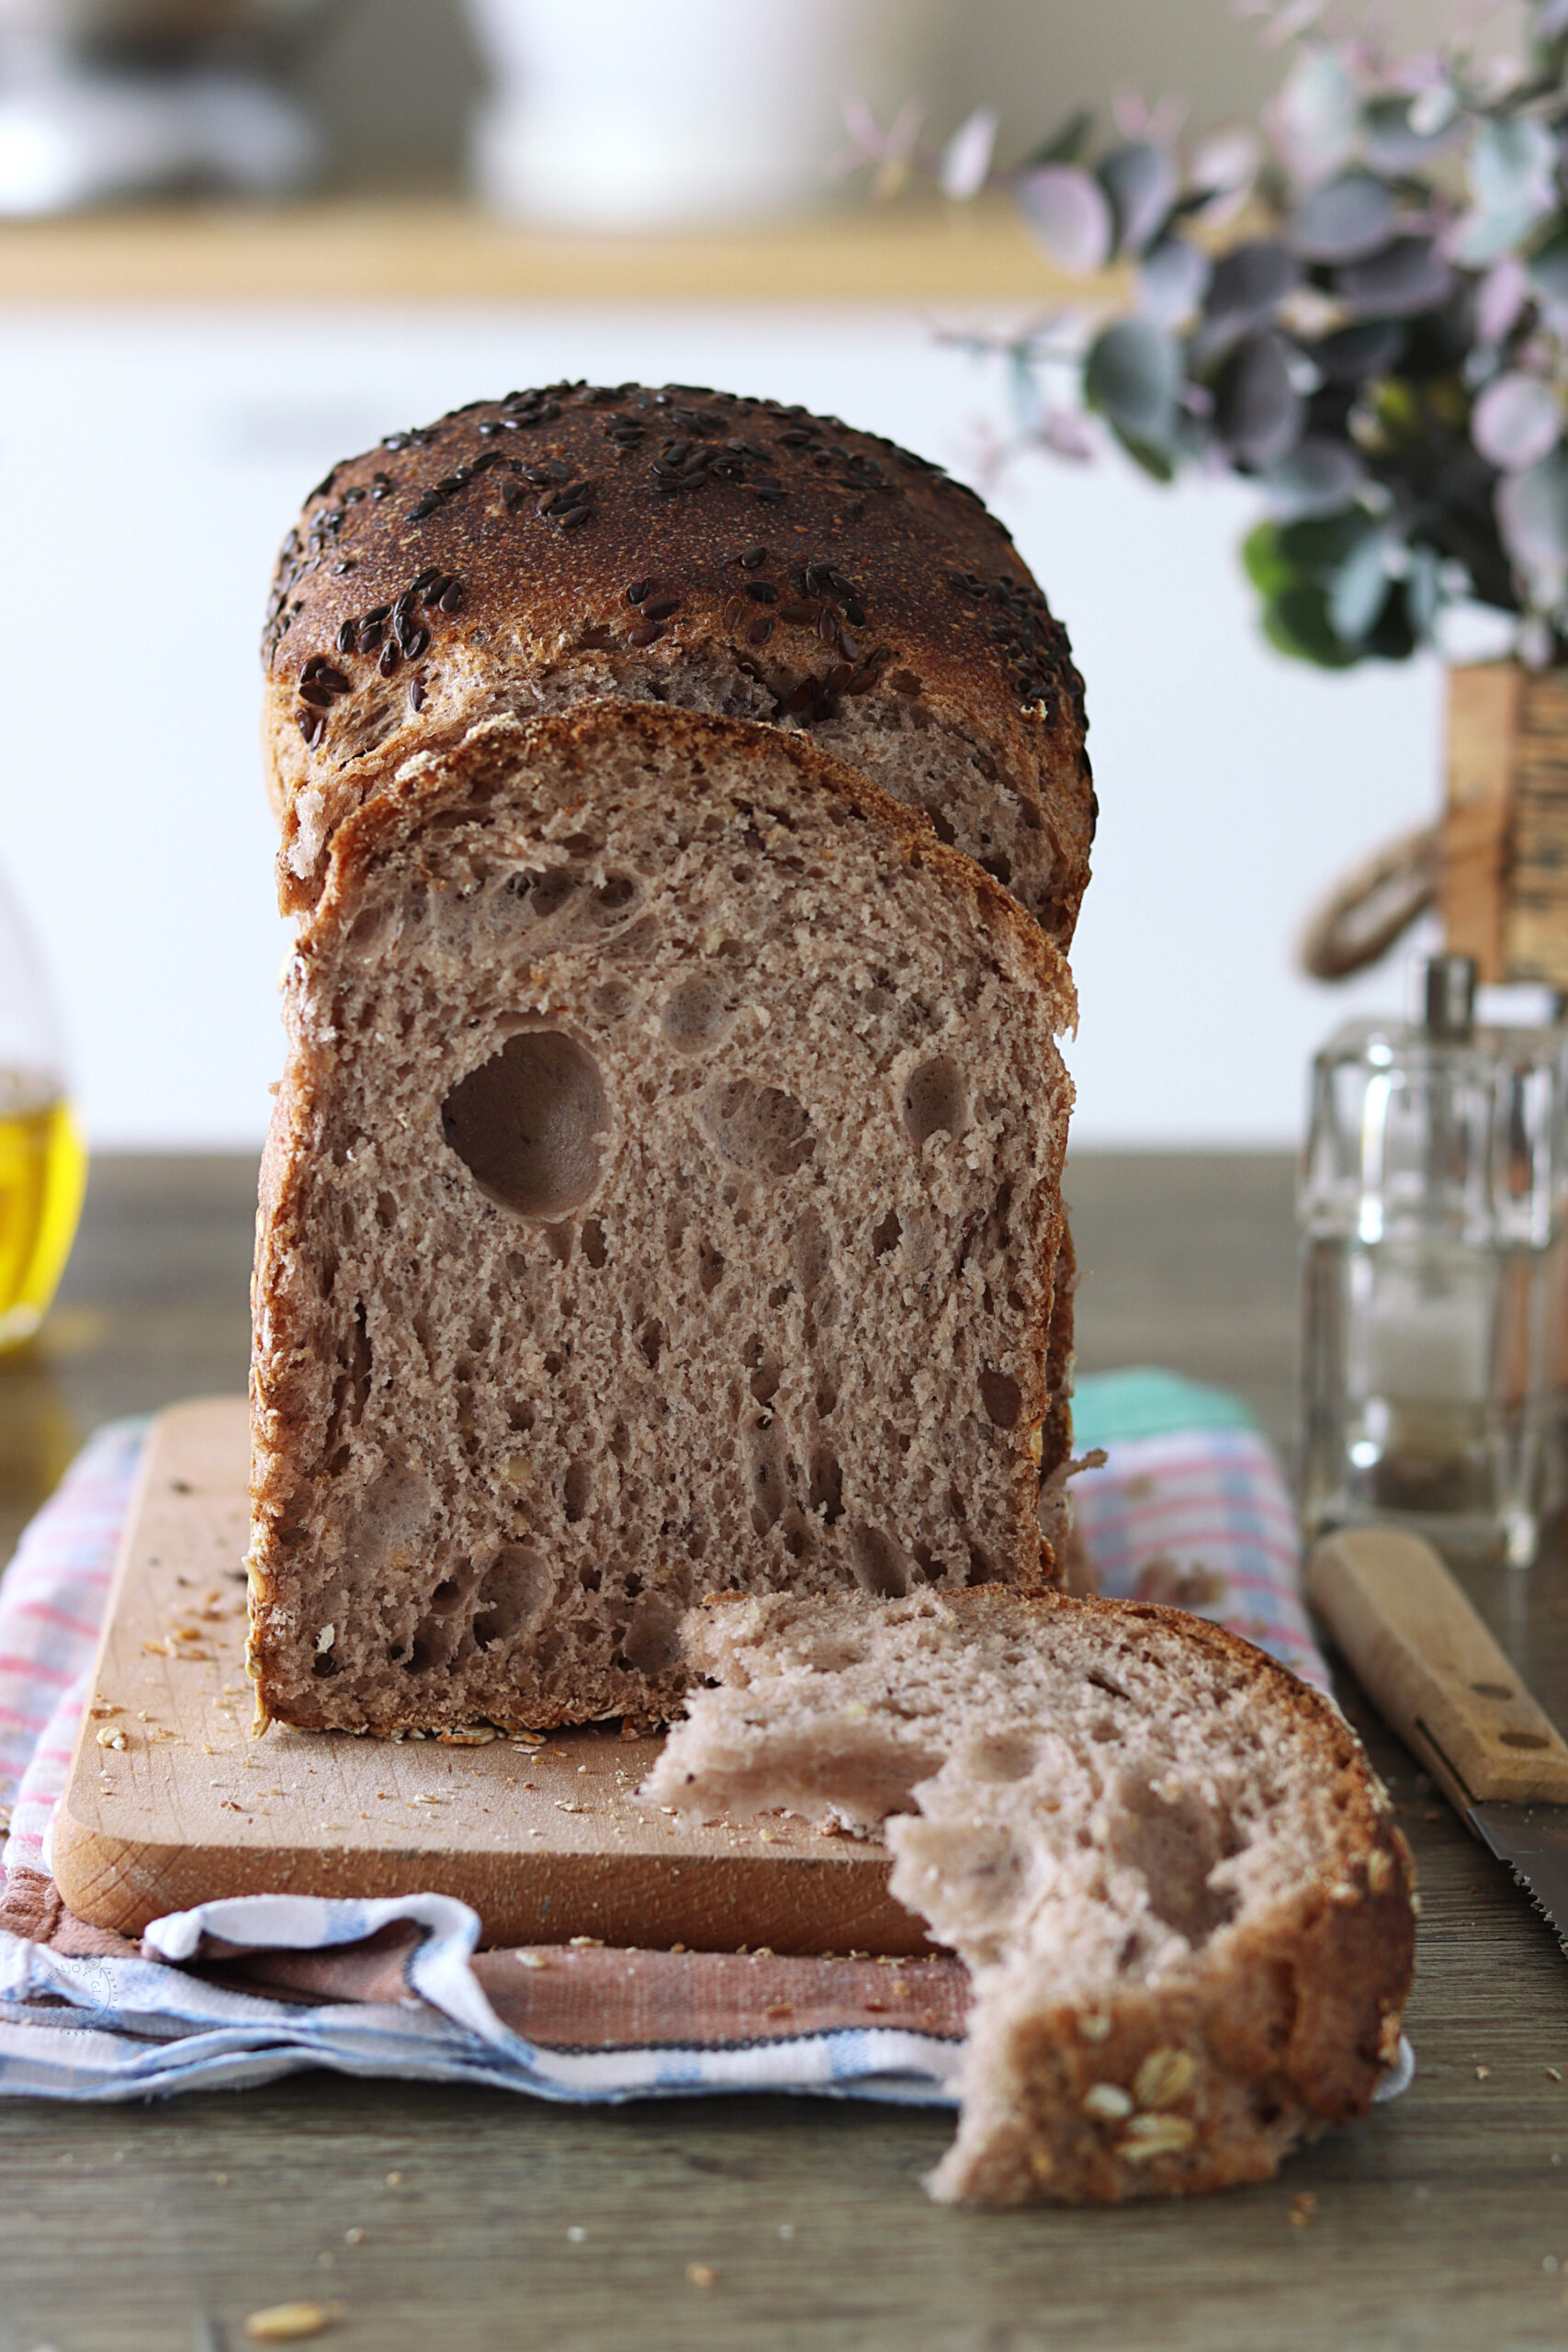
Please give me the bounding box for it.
[641,1589,1416,2206]
[248,703,1077,1735]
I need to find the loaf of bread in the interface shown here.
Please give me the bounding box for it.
[261,381,1093,944]
[642,1589,1417,2206]
[247,384,1090,1737]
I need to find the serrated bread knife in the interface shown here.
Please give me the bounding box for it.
[1306,1525,1568,1949]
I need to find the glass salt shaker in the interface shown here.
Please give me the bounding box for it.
[1298,954,1563,1568]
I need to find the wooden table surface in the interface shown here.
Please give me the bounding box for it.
[3,1150,1566,2352]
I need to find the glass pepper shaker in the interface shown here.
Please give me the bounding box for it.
[1298,953,1563,1568]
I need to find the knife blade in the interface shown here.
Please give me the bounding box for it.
[1305,1525,1568,1951]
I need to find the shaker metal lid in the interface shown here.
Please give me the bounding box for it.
[1409,952,1476,1036]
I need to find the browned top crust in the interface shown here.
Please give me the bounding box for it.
[261,380,1093,937]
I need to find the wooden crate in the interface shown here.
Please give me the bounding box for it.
[1441,662,1568,988]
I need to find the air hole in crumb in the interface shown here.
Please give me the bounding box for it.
[698,1239,726,1295]
[592,979,635,1022]
[311,1650,339,1678]
[543,1351,564,1377]
[768,1283,792,1309]
[623,1594,682,1673]
[699,1079,816,1178]
[980,1370,1022,1428]
[851,1523,908,1599]
[901,1056,967,1150]
[507,1400,535,1434]
[981,854,1013,888]
[580,1563,601,1592]
[375,1190,397,1232]
[968,1731,1039,1782]
[749,1358,782,1406]
[530,870,580,919]
[473,1544,552,1646]
[582,1219,608,1268]
[966,1543,997,1584]
[872,1208,901,1257]
[640,1319,665,1371]
[662,975,736,1053]
[442,1030,608,1220]
[592,876,637,919]
[545,1222,573,1265]
[815,1381,838,1419]
[809,1446,844,1525]
[564,1460,592,1522]
[1108,1774,1240,1946]
[925,806,956,847]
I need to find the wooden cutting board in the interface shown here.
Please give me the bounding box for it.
[51,1398,923,1953]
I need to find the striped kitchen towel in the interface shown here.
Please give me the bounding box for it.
[0,1379,1377,2108]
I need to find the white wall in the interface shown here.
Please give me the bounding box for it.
[0,304,1443,1149]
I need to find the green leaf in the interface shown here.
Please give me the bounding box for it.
[1276,509,1380,576]
[1262,583,1360,668]
[1026,108,1094,168]
[1366,581,1417,661]
[1242,519,1294,597]
[1109,424,1176,482]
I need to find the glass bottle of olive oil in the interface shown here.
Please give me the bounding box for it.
[0,875,85,1351]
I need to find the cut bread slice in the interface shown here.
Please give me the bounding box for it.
[248,704,1077,1734]
[641,1589,1416,2205]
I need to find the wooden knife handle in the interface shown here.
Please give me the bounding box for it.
[1304,1525,1568,1809]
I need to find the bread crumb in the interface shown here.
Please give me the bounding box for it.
[344,2229,364,2245]
[567,2226,587,2245]
[517,1951,548,1970]
[1476,2065,1491,2081]
[1290,2192,1317,2230]
[96,1727,127,1750]
[685,2264,717,2290]
[385,2171,403,2188]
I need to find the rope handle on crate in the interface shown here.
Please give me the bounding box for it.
[1297,823,1439,982]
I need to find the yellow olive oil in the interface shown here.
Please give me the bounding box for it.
[0,1084,86,1351]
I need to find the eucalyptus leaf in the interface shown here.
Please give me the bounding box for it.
[1363,93,1461,174]
[1200,240,1302,345]
[1479,253,1530,343]
[1138,234,1211,327]
[1242,519,1295,598]
[1026,108,1093,168]
[1277,508,1382,574]
[1496,448,1568,591]
[1099,140,1178,257]
[1262,438,1365,514]
[1309,320,1406,382]
[1527,228,1568,308]
[1214,331,1305,467]
[1015,164,1113,274]
[1471,115,1558,219]
[1290,172,1396,263]
[1334,238,1454,318]
[1328,530,1392,639]
[1367,582,1417,662]
[1268,44,1360,187]
[1406,546,1441,639]
[1085,317,1180,441]
[940,107,998,201]
[1451,117,1559,265]
[1472,370,1562,470]
[1264,582,1359,668]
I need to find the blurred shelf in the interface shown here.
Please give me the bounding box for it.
[0,192,1080,305]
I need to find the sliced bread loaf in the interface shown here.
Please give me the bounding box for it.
[641,1588,1416,2205]
[248,705,1077,1734]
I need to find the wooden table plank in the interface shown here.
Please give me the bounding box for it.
[4,1149,1567,2352]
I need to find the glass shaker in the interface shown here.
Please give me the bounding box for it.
[1298,954,1563,1568]
[0,866,85,1351]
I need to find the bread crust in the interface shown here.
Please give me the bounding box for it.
[248,704,1079,1732]
[260,381,1093,943]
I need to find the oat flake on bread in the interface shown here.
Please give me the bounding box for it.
[246,382,1089,1737]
